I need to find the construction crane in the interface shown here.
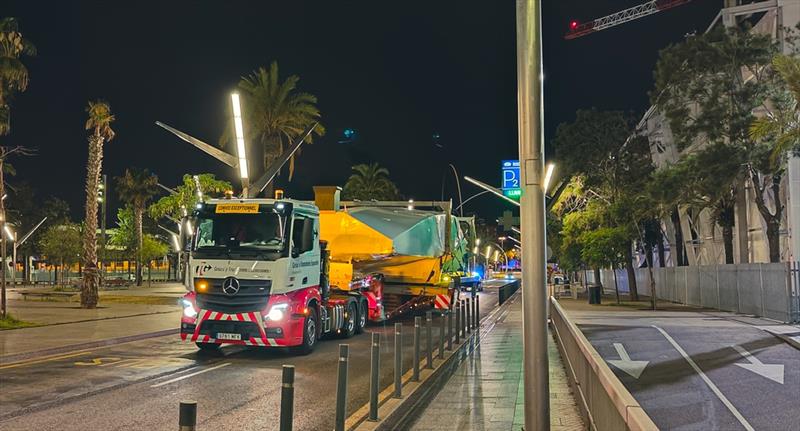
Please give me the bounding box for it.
[565,0,693,39]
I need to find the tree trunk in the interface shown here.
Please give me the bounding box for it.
[722,224,734,264]
[147,261,151,287]
[81,135,103,308]
[0,156,6,318]
[670,208,685,266]
[134,206,143,286]
[593,267,602,288]
[612,266,620,304]
[750,171,783,263]
[625,242,639,301]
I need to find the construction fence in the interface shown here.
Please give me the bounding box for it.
[593,262,800,324]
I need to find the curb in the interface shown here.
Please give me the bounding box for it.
[0,328,179,364]
[345,290,518,431]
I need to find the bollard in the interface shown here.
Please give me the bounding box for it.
[455,302,461,343]
[447,307,453,350]
[438,310,445,359]
[394,323,402,398]
[461,299,467,336]
[179,400,197,431]
[425,311,433,369]
[413,316,421,381]
[369,333,380,421]
[280,365,294,431]
[335,344,349,431]
[466,297,472,333]
[475,294,480,329]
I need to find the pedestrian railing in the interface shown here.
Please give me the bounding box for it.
[550,297,658,431]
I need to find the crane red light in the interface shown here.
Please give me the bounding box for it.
[565,0,692,40]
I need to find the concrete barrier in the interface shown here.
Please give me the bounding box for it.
[550,297,658,431]
[497,280,520,305]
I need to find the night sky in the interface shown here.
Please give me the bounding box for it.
[3,1,721,222]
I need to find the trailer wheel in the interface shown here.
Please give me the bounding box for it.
[292,307,318,355]
[342,302,357,338]
[196,342,220,352]
[355,299,367,334]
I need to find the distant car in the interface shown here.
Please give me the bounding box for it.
[552,274,568,285]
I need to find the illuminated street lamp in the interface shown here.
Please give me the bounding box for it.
[4,217,46,283]
[230,93,250,194]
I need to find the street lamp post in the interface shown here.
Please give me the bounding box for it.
[516,0,549,429]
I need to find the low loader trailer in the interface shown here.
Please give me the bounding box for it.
[179,187,470,354]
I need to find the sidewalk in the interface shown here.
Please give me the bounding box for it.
[410,294,585,430]
[1,283,186,359]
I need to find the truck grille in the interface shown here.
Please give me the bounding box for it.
[196,279,271,314]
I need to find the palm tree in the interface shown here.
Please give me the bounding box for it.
[0,17,36,136]
[342,163,400,201]
[115,168,158,286]
[227,62,325,197]
[751,54,800,159]
[81,100,115,308]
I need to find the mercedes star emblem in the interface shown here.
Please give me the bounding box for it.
[222,277,240,296]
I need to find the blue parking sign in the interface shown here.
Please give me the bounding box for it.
[501,160,520,190]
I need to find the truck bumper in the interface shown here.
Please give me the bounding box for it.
[181,309,304,347]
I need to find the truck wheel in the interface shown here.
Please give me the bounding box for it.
[342,302,357,338]
[355,300,367,334]
[292,308,318,355]
[196,342,220,351]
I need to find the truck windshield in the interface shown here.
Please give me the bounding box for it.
[195,211,286,251]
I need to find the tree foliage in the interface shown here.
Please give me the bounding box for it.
[223,62,325,194]
[39,223,81,285]
[115,168,158,286]
[342,163,400,201]
[0,17,36,135]
[149,173,231,221]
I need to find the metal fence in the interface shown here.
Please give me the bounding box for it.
[597,263,800,323]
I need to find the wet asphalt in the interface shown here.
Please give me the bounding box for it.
[0,287,501,431]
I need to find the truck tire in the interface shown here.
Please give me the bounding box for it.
[355,299,367,334]
[196,342,220,351]
[292,308,318,355]
[342,302,357,338]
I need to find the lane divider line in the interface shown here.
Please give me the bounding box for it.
[0,351,90,370]
[652,325,754,431]
[150,362,231,388]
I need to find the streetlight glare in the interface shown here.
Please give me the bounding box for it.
[230,93,249,180]
[3,225,13,242]
[485,245,492,259]
[543,162,555,192]
[475,238,481,246]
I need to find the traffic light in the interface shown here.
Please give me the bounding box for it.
[97,183,105,203]
[570,20,579,30]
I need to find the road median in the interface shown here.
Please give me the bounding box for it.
[550,297,658,431]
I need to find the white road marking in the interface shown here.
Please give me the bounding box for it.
[731,345,784,385]
[607,343,649,379]
[652,325,754,431]
[150,362,231,388]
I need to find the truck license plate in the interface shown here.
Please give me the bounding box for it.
[216,332,242,341]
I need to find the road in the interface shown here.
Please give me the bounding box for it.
[567,302,800,431]
[0,287,501,431]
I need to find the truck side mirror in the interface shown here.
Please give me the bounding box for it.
[301,218,315,253]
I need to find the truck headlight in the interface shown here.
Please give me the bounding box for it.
[266,303,290,321]
[181,299,198,318]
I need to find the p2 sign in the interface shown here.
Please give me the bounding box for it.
[502,160,520,189]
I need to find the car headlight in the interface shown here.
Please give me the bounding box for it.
[181,299,197,318]
[266,303,290,321]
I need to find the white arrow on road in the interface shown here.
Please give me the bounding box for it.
[732,345,784,384]
[607,343,649,379]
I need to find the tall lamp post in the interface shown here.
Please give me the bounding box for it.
[517,0,549,429]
